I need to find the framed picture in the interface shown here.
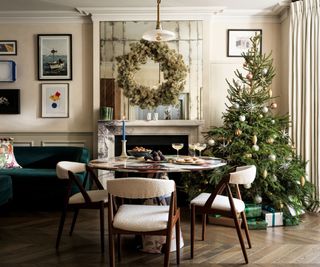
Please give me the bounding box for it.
[38,34,72,80]
[0,89,20,114]
[227,29,262,57]
[41,83,69,118]
[0,40,17,55]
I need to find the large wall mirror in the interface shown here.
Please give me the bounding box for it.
[100,20,203,120]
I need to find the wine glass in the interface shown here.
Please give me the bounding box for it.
[172,143,184,158]
[188,143,196,157]
[196,143,207,158]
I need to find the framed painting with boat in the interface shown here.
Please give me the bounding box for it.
[37,34,72,80]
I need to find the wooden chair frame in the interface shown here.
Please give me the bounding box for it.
[56,165,107,253]
[190,174,252,264]
[108,185,180,267]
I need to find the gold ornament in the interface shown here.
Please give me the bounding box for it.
[300,176,305,187]
[244,153,252,158]
[277,201,284,209]
[235,128,242,136]
[270,102,278,109]
[269,89,273,97]
[266,137,274,144]
[252,135,258,145]
[259,114,263,118]
[263,169,268,178]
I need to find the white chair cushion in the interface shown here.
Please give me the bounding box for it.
[56,161,86,179]
[190,193,245,213]
[113,204,169,232]
[69,190,108,204]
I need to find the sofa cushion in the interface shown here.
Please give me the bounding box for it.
[0,138,21,169]
[0,175,12,206]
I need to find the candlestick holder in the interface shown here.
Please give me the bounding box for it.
[120,140,128,158]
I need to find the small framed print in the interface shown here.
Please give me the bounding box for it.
[227,29,262,57]
[38,34,72,80]
[41,83,69,118]
[0,40,17,55]
[0,89,20,114]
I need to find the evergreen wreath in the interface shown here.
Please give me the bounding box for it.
[116,39,188,109]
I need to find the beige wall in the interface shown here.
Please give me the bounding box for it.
[0,22,94,149]
[205,19,283,128]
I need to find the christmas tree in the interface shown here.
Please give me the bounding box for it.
[198,35,316,222]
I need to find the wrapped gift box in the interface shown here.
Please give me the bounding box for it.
[262,210,283,227]
[245,203,262,218]
[247,219,267,230]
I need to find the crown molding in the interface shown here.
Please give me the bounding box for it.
[0,10,90,23]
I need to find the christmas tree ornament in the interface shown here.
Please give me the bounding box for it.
[266,137,274,144]
[259,114,263,118]
[244,153,252,158]
[246,73,253,80]
[235,128,242,136]
[208,139,215,146]
[300,176,305,187]
[269,89,273,97]
[270,102,278,109]
[252,145,259,151]
[271,119,275,124]
[268,154,276,161]
[263,169,268,178]
[262,68,268,75]
[235,80,242,88]
[233,103,240,109]
[239,115,246,122]
[252,135,258,145]
[277,201,284,209]
[272,175,278,182]
[262,106,269,113]
[244,183,251,189]
[254,195,262,204]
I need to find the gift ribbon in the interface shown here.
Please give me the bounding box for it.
[272,212,275,226]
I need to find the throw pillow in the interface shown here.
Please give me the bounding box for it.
[0,137,21,169]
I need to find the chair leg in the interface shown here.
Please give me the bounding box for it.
[232,212,249,264]
[190,204,195,259]
[109,233,115,267]
[69,209,79,236]
[117,234,121,261]
[240,211,252,249]
[56,208,67,250]
[201,214,207,241]
[99,203,105,253]
[175,219,180,265]
[164,225,173,267]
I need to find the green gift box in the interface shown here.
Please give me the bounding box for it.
[245,203,262,218]
[247,219,267,230]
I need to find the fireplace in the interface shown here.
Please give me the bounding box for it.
[114,135,189,156]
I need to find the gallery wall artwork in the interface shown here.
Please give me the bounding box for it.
[0,40,17,55]
[38,34,72,80]
[0,89,20,114]
[41,83,69,118]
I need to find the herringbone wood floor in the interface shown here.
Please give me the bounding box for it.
[1,206,320,267]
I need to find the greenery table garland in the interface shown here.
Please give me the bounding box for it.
[116,39,188,109]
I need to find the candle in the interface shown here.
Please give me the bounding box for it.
[122,116,126,141]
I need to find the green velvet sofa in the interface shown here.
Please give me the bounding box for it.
[0,146,90,209]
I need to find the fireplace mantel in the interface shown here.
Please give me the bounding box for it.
[98,120,204,159]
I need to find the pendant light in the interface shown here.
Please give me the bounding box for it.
[142,0,175,42]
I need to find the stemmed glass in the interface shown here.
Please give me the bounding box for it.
[195,143,207,158]
[172,143,184,159]
[188,143,196,157]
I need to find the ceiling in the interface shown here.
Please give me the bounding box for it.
[0,0,283,12]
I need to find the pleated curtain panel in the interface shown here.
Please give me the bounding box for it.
[289,0,320,201]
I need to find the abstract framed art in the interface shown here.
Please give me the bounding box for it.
[41,83,69,118]
[227,29,262,57]
[0,89,20,114]
[0,40,17,55]
[38,34,72,80]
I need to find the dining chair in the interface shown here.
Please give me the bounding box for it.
[107,178,180,267]
[190,165,256,264]
[55,161,108,253]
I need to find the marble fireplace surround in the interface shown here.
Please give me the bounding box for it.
[98,120,204,159]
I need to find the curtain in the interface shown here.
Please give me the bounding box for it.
[289,0,320,200]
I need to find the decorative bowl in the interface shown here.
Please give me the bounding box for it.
[127,149,152,158]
